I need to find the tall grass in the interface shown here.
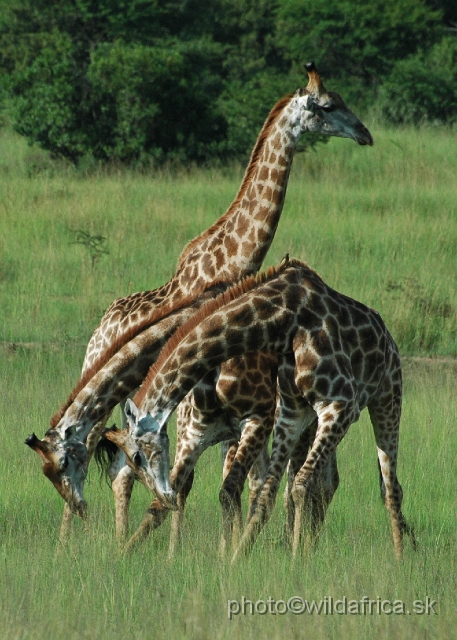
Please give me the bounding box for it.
[1,350,455,639]
[0,125,456,639]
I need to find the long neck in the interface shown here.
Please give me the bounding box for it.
[139,290,297,420]
[56,304,208,442]
[175,96,301,286]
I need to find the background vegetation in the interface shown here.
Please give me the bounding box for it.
[0,125,456,638]
[1,124,456,354]
[0,0,456,164]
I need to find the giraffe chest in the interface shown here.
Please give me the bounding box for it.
[184,408,241,452]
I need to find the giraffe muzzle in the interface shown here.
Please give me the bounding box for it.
[156,489,178,511]
[355,126,374,146]
[66,496,88,519]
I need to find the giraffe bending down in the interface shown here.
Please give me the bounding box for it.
[25,281,229,528]
[105,259,414,560]
[27,64,373,546]
[101,65,373,553]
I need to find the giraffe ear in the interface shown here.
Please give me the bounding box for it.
[64,425,76,440]
[25,433,53,462]
[305,61,317,73]
[25,433,52,452]
[302,94,317,115]
[124,398,139,429]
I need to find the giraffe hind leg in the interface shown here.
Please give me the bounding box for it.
[369,394,416,558]
[291,402,354,558]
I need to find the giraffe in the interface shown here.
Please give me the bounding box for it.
[105,258,415,560]
[25,280,229,533]
[102,64,373,553]
[81,61,372,371]
[27,63,373,546]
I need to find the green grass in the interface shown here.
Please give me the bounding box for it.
[0,125,456,638]
[1,124,456,353]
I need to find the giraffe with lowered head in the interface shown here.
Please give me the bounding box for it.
[27,64,373,548]
[106,258,415,560]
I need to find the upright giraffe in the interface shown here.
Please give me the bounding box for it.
[81,62,372,371]
[27,64,373,545]
[106,259,415,560]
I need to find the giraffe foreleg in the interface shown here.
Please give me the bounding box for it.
[219,440,243,558]
[123,499,171,553]
[108,449,135,544]
[219,417,273,557]
[283,420,318,547]
[168,469,194,560]
[247,442,270,523]
[58,503,74,544]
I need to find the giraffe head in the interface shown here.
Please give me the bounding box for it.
[102,399,177,511]
[298,62,373,146]
[25,429,88,518]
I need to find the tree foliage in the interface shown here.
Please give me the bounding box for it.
[0,0,455,164]
[378,37,457,126]
[275,0,442,103]
[0,0,228,163]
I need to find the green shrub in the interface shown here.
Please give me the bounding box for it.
[378,37,457,126]
[274,0,442,108]
[87,40,226,164]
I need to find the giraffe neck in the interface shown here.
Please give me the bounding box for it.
[56,340,155,442]
[175,94,302,284]
[135,264,312,422]
[83,94,301,371]
[54,297,218,442]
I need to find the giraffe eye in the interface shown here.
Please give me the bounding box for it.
[321,104,335,113]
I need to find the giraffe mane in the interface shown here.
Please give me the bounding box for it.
[50,278,229,428]
[133,257,304,407]
[175,93,295,268]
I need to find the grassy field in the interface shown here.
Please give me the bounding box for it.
[0,124,456,639]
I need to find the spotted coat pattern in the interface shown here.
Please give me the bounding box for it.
[118,259,413,560]
[28,65,373,549]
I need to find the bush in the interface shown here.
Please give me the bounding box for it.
[378,37,457,126]
[87,40,227,164]
[274,0,442,108]
[0,0,229,164]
